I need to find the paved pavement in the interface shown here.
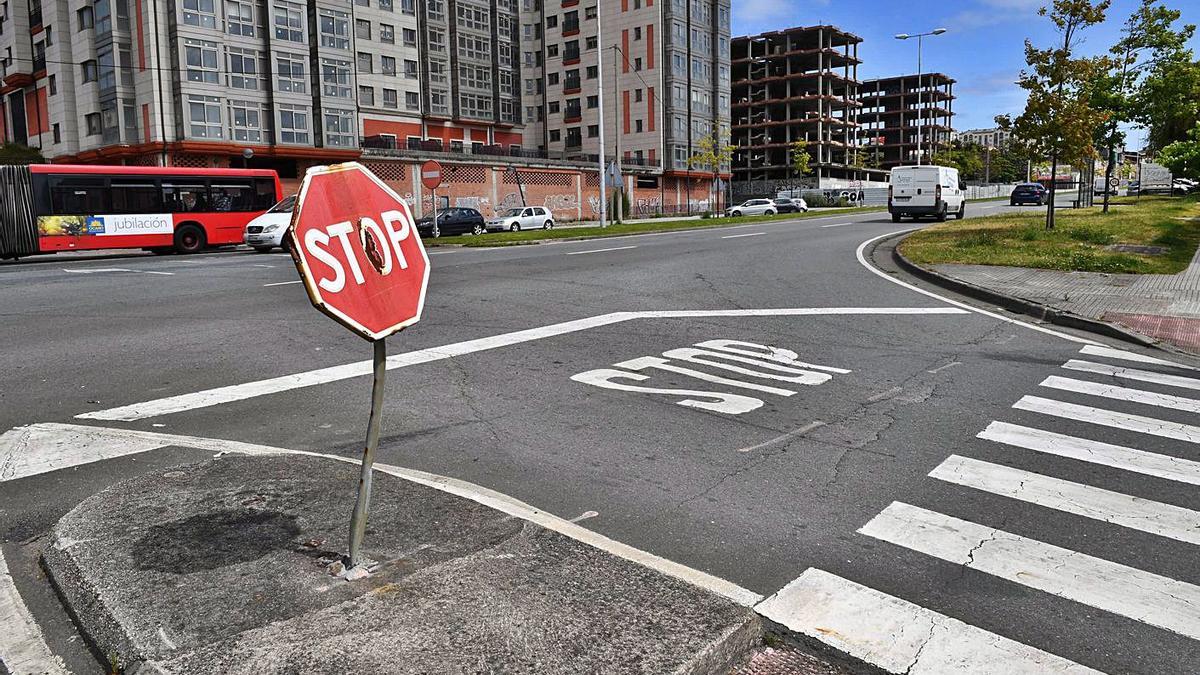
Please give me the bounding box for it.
[2,199,1198,674]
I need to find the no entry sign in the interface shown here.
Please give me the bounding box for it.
[421,160,443,190]
[288,162,430,341]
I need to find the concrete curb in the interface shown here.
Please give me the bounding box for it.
[884,232,1162,349]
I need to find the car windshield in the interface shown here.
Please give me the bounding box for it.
[502,208,524,217]
[267,195,297,213]
[776,198,792,203]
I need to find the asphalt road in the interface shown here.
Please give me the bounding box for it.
[2,202,1198,674]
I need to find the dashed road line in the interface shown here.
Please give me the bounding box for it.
[565,245,638,255]
[263,280,302,287]
[721,232,766,239]
[819,222,854,228]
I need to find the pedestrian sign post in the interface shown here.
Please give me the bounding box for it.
[422,160,443,238]
[287,162,430,575]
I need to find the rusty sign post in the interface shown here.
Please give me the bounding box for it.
[287,162,431,576]
[421,160,443,237]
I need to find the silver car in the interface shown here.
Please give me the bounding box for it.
[726,199,777,217]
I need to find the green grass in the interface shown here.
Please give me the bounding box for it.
[900,196,1200,274]
[423,206,887,247]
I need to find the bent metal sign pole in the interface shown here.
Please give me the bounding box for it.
[286,162,431,574]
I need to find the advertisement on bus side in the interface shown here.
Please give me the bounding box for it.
[37,214,175,237]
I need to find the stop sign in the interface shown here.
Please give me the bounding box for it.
[288,162,430,340]
[421,160,442,190]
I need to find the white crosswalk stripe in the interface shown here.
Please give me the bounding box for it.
[977,421,1200,486]
[929,455,1200,544]
[1078,345,1198,370]
[1039,375,1200,413]
[860,502,1200,641]
[1013,395,1200,444]
[757,568,1101,674]
[1062,359,1200,392]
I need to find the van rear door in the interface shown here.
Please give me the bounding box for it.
[892,167,941,206]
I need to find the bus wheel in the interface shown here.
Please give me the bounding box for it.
[174,225,206,254]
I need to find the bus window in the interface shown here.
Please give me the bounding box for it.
[49,177,108,215]
[162,182,209,212]
[254,178,278,210]
[110,179,162,214]
[208,180,255,212]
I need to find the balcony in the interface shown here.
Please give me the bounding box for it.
[562,19,579,36]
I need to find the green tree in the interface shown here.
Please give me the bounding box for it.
[1004,0,1112,229]
[688,126,735,212]
[1156,121,1200,180]
[0,143,44,164]
[789,139,812,187]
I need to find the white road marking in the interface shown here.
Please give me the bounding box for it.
[734,421,824,453]
[1079,344,1197,370]
[927,361,963,374]
[6,422,763,607]
[1063,359,1200,392]
[0,550,68,675]
[62,267,133,273]
[0,424,165,482]
[565,245,638,255]
[262,280,302,287]
[1013,395,1200,444]
[721,232,765,239]
[1040,375,1200,413]
[251,264,274,268]
[930,455,1200,544]
[855,231,1104,345]
[757,568,1099,675]
[819,222,854,228]
[570,510,599,523]
[978,421,1200,486]
[78,307,966,421]
[860,501,1200,641]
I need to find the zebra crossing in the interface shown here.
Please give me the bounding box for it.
[758,344,1200,674]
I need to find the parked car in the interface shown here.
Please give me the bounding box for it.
[243,194,297,253]
[1009,183,1048,206]
[486,206,555,232]
[772,197,809,213]
[1174,178,1197,195]
[889,165,966,221]
[726,199,777,217]
[416,208,487,237]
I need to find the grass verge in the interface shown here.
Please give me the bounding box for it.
[424,206,886,247]
[899,196,1200,274]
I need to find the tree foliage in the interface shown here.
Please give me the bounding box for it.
[789,139,811,182]
[688,127,735,211]
[1156,122,1200,179]
[0,143,44,165]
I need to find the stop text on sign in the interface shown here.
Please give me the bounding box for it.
[302,210,414,293]
[571,339,849,414]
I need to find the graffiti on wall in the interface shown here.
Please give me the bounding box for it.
[543,193,579,213]
[496,191,524,214]
[634,197,662,216]
[455,196,491,212]
[587,196,602,216]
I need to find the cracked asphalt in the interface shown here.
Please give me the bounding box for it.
[3,203,1198,674]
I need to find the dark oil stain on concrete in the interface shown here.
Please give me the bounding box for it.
[133,509,301,573]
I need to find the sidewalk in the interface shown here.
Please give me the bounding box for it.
[925,244,1200,353]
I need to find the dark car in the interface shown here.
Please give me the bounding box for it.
[415,208,486,237]
[1010,183,1047,206]
[771,197,809,213]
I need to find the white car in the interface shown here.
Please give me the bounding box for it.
[243,195,296,252]
[726,199,777,217]
[486,206,555,232]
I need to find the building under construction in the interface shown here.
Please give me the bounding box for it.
[858,74,957,170]
[730,26,876,199]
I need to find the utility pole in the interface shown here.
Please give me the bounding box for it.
[595,0,608,228]
[612,44,622,224]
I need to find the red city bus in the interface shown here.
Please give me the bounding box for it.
[0,164,282,259]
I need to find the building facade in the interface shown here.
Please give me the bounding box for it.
[730,25,872,198]
[857,73,955,169]
[959,126,1011,148]
[0,0,729,212]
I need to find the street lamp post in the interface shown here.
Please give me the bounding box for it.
[895,28,946,166]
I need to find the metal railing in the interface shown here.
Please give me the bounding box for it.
[359,136,661,167]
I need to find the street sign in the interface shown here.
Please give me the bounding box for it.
[605,161,622,189]
[289,162,430,341]
[421,160,443,190]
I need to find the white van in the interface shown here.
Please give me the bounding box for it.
[888,165,965,222]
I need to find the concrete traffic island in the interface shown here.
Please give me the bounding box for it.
[42,454,762,674]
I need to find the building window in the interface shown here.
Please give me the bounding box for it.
[457,34,489,60]
[379,0,392,9]
[634,89,642,103]
[358,85,374,106]
[585,65,597,79]
[278,104,309,143]
[399,27,413,46]
[276,54,305,93]
[226,0,259,36]
[635,119,643,133]
[400,0,414,14]
[187,95,221,138]
[227,47,262,90]
[404,91,418,110]
[182,0,216,28]
[381,56,396,76]
[355,18,370,40]
[459,93,492,119]
[587,124,598,138]
[585,6,597,19]
[587,94,597,108]
[81,60,98,83]
[383,88,398,108]
[77,7,93,29]
[634,57,642,71]
[456,4,488,31]
[429,90,449,115]
[323,109,354,146]
[97,48,115,89]
[94,0,112,34]
[321,58,352,97]
[228,99,264,142]
[548,101,559,114]
[85,113,102,135]
[120,48,135,87]
[184,39,219,84]
[586,36,597,50]
[403,59,417,79]
[48,74,57,95]
[565,127,581,147]
[547,72,559,86]
[633,26,641,40]
[273,0,304,42]
[357,51,373,74]
[459,64,490,89]
[319,9,350,49]
[549,129,560,142]
[53,123,61,143]
[546,15,557,28]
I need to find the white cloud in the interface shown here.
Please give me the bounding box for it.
[949,0,1043,30]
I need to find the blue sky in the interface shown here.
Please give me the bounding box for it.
[732,0,1200,148]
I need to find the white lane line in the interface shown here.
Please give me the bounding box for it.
[565,245,638,255]
[61,267,175,276]
[262,280,302,287]
[1041,375,1200,413]
[1014,395,1200,444]
[7,422,763,608]
[733,421,825,453]
[141,270,175,276]
[757,568,1099,675]
[0,550,68,675]
[1080,344,1197,370]
[1063,359,1200,392]
[819,222,854,228]
[78,306,968,421]
[978,421,1200,486]
[930,455,1200,545]
[721,232,765,239]
[855,231,1104,345]
[860,501,1200,641]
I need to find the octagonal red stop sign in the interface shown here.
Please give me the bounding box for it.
[288,162,430,340]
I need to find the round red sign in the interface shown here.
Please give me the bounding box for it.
[421,160,443,190]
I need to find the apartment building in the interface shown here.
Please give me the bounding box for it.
[959,126,1011,148]
[857,73,955,169]
[729,25,866,197]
